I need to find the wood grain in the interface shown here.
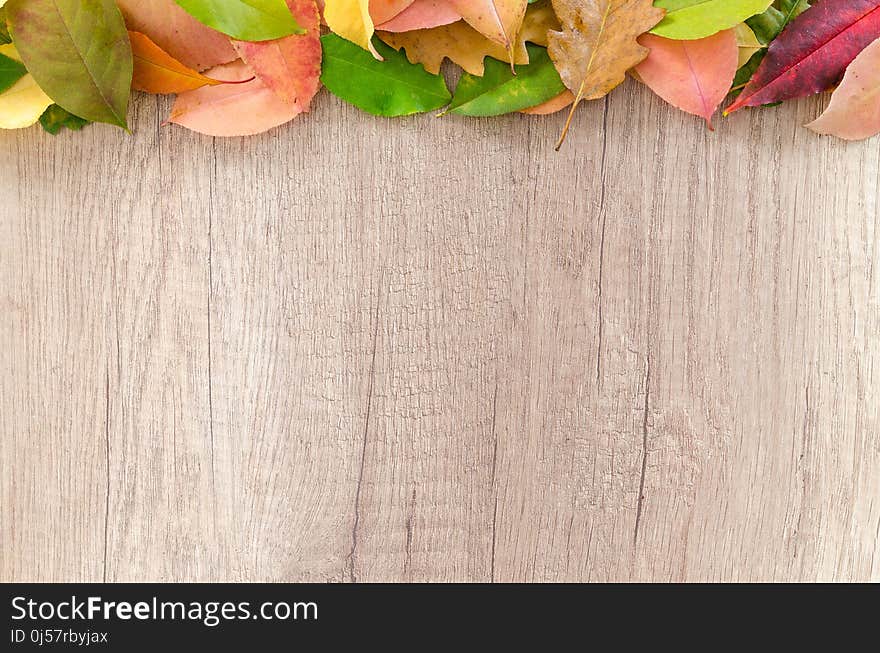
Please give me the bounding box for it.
[1,82,878,582]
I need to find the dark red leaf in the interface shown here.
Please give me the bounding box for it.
[726,0,880,114]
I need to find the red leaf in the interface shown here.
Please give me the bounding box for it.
[727,0,880,114]
[231,0,322,111]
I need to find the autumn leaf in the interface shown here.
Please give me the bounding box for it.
[735,23,762,68]
[447,0,527,62]
[380,0,557,75]
[520,89,574,114]
[806,36,880,140]
[232,0,322,110]
[370,0,416,24]
[636,30,738,127]
[324,0,381,58]
[727,0,880,114]
[168,60,302,136]
[376,0,460,32]
[0,44,52,129]
[6,0,132,128]
[548,0,665,148]
[116,0,238,72]
[130,31,223,94]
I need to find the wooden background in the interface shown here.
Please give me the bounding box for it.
[1,82,878,583]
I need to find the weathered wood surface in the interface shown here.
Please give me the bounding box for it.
[1,83,878,582]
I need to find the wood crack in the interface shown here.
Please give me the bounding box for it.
[403,488,416,579]
[596,97,610,385]
[489,380,499,583]
[208,139,217,508]
[633,358,651,547]
[348,288,381,583]
[103,366,110,583]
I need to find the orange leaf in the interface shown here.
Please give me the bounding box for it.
[635,30,738,129]
[520,90,575,115]
[130,32,222,95]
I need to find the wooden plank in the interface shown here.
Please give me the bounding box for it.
[1,82,877,582]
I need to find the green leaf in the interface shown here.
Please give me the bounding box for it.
[449,46,565,117]
[320,35,451,117]
[6,0,132,128]
[174,0,303,41]
[652,0,775,40]
[0,8,11,45]
[746,0,810,44]
[39,104,90,135]
[0,50,25,94]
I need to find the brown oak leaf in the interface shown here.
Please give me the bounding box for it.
[549,0,665,147]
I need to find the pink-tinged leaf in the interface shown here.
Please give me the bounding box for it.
[116,0,237,72]
[726,0,880,114]
[232,0,322,110]
[376,0,460,32]
[370,0,416,24]
[636,30,738,128]
[169,61,303,136]
[807,37,880,140]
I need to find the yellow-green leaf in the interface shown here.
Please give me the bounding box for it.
[0,44,52,129]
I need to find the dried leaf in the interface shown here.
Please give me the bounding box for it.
[447,0,527,60]
[379,0,558,75]
[548,0,665,147]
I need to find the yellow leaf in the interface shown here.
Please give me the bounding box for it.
[735,23,762,68]
[0,44,53,130]
[447,0,528,62]
[324,0,381,59]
